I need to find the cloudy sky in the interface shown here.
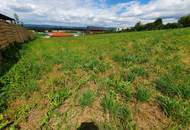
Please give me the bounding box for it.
[0,0,190,27]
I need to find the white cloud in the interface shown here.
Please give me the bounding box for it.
[0,0,190,27]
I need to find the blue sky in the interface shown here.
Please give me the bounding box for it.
[0,0,189,27]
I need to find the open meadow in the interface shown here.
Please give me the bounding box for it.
[0,28,190,130]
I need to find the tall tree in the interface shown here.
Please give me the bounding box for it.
[154,18,163,29]
[134,21,144,31]
[135,21,142,28]
[154,18,163,26]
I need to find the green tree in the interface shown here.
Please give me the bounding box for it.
[134,21,144,31]
[154,18,163,29]
[178,15,190,27]
[154,18,163,26]
[135,21,142,28]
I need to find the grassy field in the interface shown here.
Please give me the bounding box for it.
[0,28,190,130]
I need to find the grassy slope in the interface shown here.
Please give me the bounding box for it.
[0,28,190,130]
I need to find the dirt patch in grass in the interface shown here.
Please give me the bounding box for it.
[5,65,65,129]
[48,81,109,130]
[19,108,48,130]
[49,64,63,76]
[132,101,171,130]
[17,92,49,129]
[56,98,107,130]
[99,57,121,79]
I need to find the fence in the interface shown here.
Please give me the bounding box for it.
[0,21,34,50]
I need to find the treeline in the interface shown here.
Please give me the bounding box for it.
[125,14,190,32]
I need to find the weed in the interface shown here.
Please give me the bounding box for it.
[79,90,96,107]
[50,77,66,87]
[9,104,35,128]
[101,92,132,120]
[0,114,10,130]
[126,71,136,82]
[127,66,148,82]
[48,88,71,108]
[40,111,52,128]
[158,96,190,127]
[83,59,109,73]
[0,88,7,112]
[136,86,151,102]
[15,105,32,121]
[101,92,117,114]
[112,55,148,65]
[155,68,190,99]
[131,67,148,77]
[105,77,132,100]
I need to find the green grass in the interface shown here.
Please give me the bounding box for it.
[155,64,190,99]
[48,88,71,108]
[105,76,132,100]
[112,54,148,65]
[158,96,190,127]
[0,28,190,129]
[101,92,132,121]
[0,114,10,129]
[136,86,151,102]
[126,66,148,82]
[79,90,96,107]
[82,59,110,73]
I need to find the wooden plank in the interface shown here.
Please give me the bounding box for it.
[0,20,34,50]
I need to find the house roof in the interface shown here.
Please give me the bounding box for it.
[0,13,15,21]
[49,32,73,37]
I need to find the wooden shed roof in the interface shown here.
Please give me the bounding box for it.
[0,13,15,21]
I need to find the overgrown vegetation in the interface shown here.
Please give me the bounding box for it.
[0,28,189,129]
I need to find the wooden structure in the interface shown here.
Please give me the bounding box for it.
[0,13,34,50]
[0,13,16,23]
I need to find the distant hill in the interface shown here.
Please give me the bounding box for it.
[23,24,87,31]
[24,24,115,32]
